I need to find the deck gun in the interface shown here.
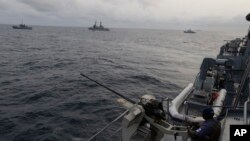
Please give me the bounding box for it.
[80,73,165,120]
[81,73,169,141]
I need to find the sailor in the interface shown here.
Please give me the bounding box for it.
[139,95,165,140]
[139,95,166,120]
[187,108,221,141]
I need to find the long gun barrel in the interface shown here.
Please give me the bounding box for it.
[80,73,136,104]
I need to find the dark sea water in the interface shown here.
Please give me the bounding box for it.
[0,25,246,141]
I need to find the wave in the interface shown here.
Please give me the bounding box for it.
[0,118,16,135]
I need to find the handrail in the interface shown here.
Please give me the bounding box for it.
[233,57,250,108]
[107,127,122,140]
[87,110,128,141]
[184,101,245,109]
[244,100,250,124]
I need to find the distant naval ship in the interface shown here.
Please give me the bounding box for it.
[184,29,196,33]
[12,24,32,30]
[12,19,32,30]
[88,21,110,31]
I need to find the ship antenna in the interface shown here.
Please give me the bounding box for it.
[80,73,136,104]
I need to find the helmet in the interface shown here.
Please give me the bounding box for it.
[246,13,250,21]
[140,95,156,105]
[202,108,214,119]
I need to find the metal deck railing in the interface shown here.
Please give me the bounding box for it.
[87,110,128,141]
[233,56,250,108]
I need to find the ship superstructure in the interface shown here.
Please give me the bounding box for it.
[88,21,110,31]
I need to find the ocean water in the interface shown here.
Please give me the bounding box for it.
[0,25,246,141]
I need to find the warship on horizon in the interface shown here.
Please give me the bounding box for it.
[88,21,110,31]
[184,29,196,33]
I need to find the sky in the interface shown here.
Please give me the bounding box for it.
[0,0,249,30]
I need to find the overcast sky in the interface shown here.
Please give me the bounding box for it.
[0,0,249,30]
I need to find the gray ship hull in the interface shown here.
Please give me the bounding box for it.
[12,25,32,30]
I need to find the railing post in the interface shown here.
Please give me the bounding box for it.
[184,101,188,115]
[244,100,250,124]
[166,98,170,121]
[244,82,250,124]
